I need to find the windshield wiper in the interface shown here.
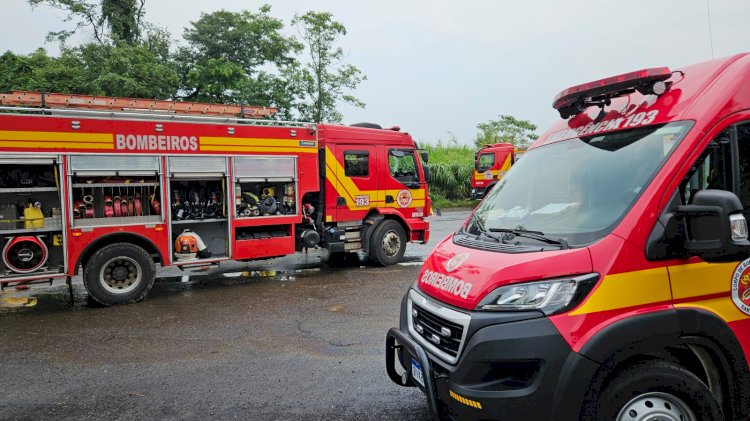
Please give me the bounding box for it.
[465,214,506,241]
[488,228,570,249]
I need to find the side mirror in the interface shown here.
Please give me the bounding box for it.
[679,190,750,261]
[474,160,480,171]
[423,166,431,183]
[420,151,429,163]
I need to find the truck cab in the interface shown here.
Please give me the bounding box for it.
[316,123,431,265]
[470,142,514,200]
[387,54,750,420]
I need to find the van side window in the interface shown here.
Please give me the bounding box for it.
[681,128,733,204]
[736,123,750,215]
[478,153,495,170]
[344,151,369,177]
[389,149,420,183]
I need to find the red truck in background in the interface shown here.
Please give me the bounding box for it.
[0,91,431,305]
[470,142,514,200]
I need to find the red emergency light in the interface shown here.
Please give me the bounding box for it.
[553,67,673,119]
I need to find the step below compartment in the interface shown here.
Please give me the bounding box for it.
[234,224,294,260]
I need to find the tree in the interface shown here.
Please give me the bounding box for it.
[0,49,87,94]
[74,42,179,97]
[27,0,146,45]
[0,44,179,99]
[474,115,538,148]
[291,11,365,123]
[177,6,302,105]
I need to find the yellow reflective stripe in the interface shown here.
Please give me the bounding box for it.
[200,137,316,148]
[500,153,512,172]
[668,262,734,299]
[0,130,111,143]
[674,297,746,322]
[200,145,316,154]
[449,390,483,409]
[568,268,672,315]
[0,141,112,150]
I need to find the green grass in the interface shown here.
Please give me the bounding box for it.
[419,139,477,208]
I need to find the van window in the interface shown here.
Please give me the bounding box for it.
[478,153,495,170]
[682,129,733,205]
[344,151,369,177]
[389,149,420,184]
[736,123,750,214]
[467,122,691,246]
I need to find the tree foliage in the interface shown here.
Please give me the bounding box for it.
[176,6,301,106]
[8,3,366,122]
[0,44,179,98]
[291,11,365,123]
[474,115,538,148]
[28,0,146,44]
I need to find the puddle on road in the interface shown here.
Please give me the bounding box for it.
[0,251,425,315]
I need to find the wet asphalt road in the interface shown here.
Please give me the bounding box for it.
[0,211,471,421]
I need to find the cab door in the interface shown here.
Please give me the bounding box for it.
[667,122,750,352]
[327,144,378,221]
[379,147,427,217]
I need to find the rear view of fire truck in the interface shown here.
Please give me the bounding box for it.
[0,91,430,305]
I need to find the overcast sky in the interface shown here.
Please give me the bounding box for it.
[2,1,750,144]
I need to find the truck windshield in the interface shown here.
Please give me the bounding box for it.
[465,122,693,246]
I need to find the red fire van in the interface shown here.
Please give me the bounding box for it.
[387,54,750,420]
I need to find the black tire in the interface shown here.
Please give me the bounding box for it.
[595,360,723,421]
[369,219,407,266]
[484,183,496,198]
[83,243,156,306]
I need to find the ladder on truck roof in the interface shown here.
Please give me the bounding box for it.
[0,91,278,118]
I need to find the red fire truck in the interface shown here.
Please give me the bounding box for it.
[470,142,514,200]
[387,54,750,420]
[0,91,430,305]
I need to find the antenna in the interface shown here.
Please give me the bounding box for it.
[706,0,715,59]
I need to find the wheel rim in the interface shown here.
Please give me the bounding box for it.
[99,256,142,294]
[616,392,697,421]
[381,230,402,257]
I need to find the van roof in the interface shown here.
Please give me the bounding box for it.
[534,52,750,149]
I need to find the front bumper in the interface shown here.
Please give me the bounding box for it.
[469,188,484,200]
[386,290,600,420]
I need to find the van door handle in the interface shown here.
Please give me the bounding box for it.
[385,195,394,204]
[337,197,347,206]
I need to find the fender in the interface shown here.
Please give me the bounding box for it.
[362,214,385,255]
[554,311,681,419]
[578,309,682,364]
[569,309,749,419]
[363,209,418,254]
[677,308,750,420]
[72,232,164,275]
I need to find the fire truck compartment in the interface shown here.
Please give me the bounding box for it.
[0,158,65,279]
[69,155,163,227]
[234,224,294,260]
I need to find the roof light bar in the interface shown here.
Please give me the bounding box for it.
[553,67,672,119]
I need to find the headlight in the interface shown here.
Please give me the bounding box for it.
[475,273,599,315]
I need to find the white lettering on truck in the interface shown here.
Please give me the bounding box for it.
[115,134,198,152]
[546,110,659,143]
[420,269,472,299]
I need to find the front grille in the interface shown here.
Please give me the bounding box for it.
[412,303,464,358]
